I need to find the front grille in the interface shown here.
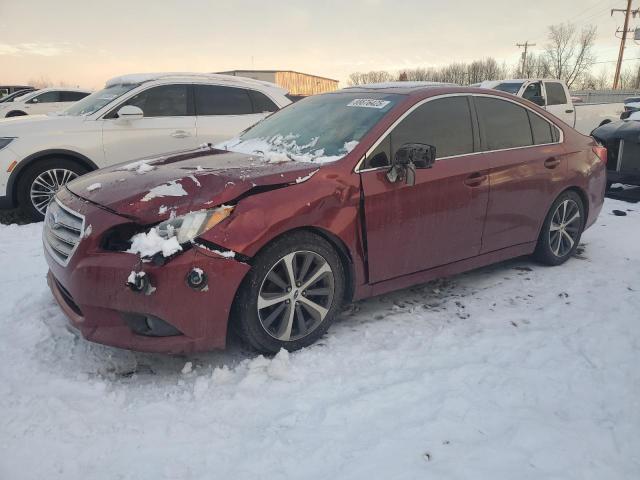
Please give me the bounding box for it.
[43,199,85,266]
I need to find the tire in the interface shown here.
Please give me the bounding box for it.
[233,231,345,353]
[17,158,89,221]
[533,190,585,266]
[6,111,26,117]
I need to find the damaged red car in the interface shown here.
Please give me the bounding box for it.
[43,84,606,354]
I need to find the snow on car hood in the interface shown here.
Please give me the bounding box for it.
[65,146,323,224]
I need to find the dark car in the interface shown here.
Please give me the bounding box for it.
[592,117,640,187]
[43,85,607,354]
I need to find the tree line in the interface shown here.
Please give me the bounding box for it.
[348,22,640,91]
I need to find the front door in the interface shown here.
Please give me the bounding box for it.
[101,84,198,165]
[360,95,490,283]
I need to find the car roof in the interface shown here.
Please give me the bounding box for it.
[104,72,289,96]
[343,81,458,95]
[16,87,91,101]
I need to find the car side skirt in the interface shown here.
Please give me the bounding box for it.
[353,242,536,300]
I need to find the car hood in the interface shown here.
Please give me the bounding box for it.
[65,147,323,224]
[592,119,640,143]
[0,114,87,135]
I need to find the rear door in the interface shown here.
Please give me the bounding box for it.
[475,95,565,252]
[101,84,198,165]
[194,85,277,144]
[59,91,90,107]
[543,81,575,126]
[361,95,490,283]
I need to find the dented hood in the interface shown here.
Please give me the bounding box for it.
[66,147,321,223]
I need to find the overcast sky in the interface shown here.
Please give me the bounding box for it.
[0,0,637,89]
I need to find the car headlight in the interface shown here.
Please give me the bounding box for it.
[156,205,234,244]
[0,137,15,150]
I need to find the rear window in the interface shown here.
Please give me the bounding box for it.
[545,82,567,106]
[195,85,253,115]
[476,96,532,150]
[494,82,523,95]
[248,90,278,113]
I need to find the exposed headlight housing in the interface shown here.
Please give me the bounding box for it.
[0,137,15,151]
[156,205,234,244]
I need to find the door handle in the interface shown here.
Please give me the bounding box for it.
[544,157,561,169]
[565,109,574,114]
[171,130,191,138]
[464,172,487,187]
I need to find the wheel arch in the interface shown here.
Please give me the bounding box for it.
[244,226,356,304]
[6,149,98,206]
[5,110,27,117]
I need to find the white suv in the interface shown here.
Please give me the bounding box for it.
[0,87,92,118]
[0,73,291,220]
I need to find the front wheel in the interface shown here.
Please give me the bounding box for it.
[533,191,585,266]
[17,158,88,221]
[233,231,345,353]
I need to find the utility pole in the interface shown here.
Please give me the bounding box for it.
[612,0,640,89]
[516,41,536,76]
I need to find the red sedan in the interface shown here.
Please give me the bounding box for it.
[43,85,606,354]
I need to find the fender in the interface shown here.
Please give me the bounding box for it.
[4,149,99,207]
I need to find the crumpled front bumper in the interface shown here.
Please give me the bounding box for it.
[44,188,251,354]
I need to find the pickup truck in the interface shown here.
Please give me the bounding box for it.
[479,79,624,135]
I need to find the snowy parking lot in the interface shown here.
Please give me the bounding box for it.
[0,197,638,480]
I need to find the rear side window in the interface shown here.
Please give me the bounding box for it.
[120,84,189,117]
[195,85,253,115]
[248,90,278,113]
[60,91,89,102]
[476,97,532,150]
[528,111,553,145]
[545,82,567,106]
[391,96,475,160]
[29,91,60,103]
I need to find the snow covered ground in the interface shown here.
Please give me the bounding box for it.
[1,198,638,480]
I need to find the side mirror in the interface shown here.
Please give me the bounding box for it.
[116,105,143,122]
[530,95,546,107]
[387,143,436,186]
[28,97,39,104]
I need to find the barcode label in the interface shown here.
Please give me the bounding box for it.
[347,99,391,109]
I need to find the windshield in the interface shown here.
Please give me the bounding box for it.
[494,82,524,95]
[218,92,401,164]
[62,84,138,116]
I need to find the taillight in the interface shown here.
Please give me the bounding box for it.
[592,145,607,163]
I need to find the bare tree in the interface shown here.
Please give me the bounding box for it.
[347,71,393,86]
[544,22,597,88]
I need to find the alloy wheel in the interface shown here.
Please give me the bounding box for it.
[549,199,581,257]
[30,169,78,215]
[257,250,335,341]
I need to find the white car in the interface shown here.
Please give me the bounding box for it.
[0,73,291,220]
[479,79,624,134]
[0,87,92,118]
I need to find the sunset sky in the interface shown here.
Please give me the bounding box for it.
[1,0,638,89]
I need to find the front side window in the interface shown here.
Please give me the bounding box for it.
[522,82,541,101]
[195,85,253,115]
[545,82,567,106]
[476,96,533,150]
[389,96,475,162]
[29,91,60,103]
[220,92,400,164]
[118,84,189,117]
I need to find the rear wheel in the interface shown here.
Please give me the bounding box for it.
[17,158,88,221]
[233,231,345,353]
[534,191,585,266]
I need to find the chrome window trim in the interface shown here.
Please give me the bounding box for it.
[43,198,86,267]
[354,92,564,173]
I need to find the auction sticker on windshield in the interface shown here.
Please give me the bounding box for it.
[347,99,391,109]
